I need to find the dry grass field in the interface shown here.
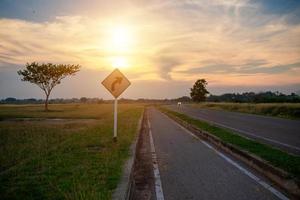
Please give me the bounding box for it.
[0,103,144,200]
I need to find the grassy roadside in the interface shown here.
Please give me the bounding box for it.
[0,104,144,200]
[0,104,138,119]
[190,103,300,119]
[159,106,300,182]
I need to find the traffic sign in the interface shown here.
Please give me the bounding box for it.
[101,68,131,141]
[102,68,131,98]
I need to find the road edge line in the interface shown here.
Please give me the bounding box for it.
[158,108,300,199]
[182,112,300,152]
[161,110,289,200]
[201,140,289,200]
[148,119,165,200]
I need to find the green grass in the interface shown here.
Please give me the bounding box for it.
[0,104,140,119]
[190,102,300,119]
[0,104,144,200]
[159,106,300,182]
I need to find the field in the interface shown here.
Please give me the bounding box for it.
[191,102,300,119]
[0,104,144,200]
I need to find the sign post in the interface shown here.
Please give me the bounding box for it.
[114,98,117,140]
[101,68,131,141]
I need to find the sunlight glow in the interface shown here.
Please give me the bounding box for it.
[110,56,129,69]
[104,24,135,69]
[110,25,133,53]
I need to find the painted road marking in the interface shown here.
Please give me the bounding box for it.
[148,119,165,200]
[201,140,289,200]
[211,121,300,152]
[160,112,289,200]
[185,110,300,152]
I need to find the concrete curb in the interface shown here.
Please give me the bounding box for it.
[112,109,145,200]
[162,109,300,199]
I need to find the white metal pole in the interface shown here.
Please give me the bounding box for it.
[114,98,118,141]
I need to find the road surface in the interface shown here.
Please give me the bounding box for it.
[166,104,300,155]
[148,108,287,200]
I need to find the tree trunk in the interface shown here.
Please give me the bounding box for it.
[45,94,49,111]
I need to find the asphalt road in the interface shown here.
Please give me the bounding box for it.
[148,108,285,200]
[166,105,300,155]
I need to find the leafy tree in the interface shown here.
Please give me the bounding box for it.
[176,96,192,102]
[18,62,80,111]
[190,79,209,102]
[80,97,88,103]
[5,97,17,102]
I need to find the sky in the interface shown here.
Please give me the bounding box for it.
[0,0,300,99]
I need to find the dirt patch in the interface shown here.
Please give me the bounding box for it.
[1,118,99,123]
[132,110,156,200]
[0,119,100,133]
[86,145,106,153]
[0,118,99,126]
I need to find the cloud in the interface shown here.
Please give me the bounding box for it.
[153,55,181,80]
[0,0,300,98]
[241,62,300,74]
[179,61,300,75]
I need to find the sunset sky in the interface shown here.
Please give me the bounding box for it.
[1,0,300,99]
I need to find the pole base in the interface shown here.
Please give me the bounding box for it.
[113,137,117,142]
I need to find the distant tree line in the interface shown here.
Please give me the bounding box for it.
[0,96,192,104]
[189,79,300,103]
[0,97,103,104]
[1,92,299,105]
[207,91,300,103]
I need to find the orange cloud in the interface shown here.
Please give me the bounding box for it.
[0,0,299,88]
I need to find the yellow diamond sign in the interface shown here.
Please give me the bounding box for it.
[101,68,131,98]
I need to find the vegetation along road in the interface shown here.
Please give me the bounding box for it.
[166,104,300,155]
[0,104,144,200]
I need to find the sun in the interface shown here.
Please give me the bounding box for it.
[104,24,135,69]
[110,25,133,53]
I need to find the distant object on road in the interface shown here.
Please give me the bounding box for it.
[177,102,182,107]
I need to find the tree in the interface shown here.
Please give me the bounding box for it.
[190,79,209,102]
[18,62,80,111]
[80,97,88,103]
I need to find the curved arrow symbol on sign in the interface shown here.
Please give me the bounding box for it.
[111,77,123,91]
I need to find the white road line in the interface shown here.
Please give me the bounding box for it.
[148,119,165,200]
[183,111,300,152]
[202,118,300,152]
[201,140,289,200]
[161,112,289,200]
